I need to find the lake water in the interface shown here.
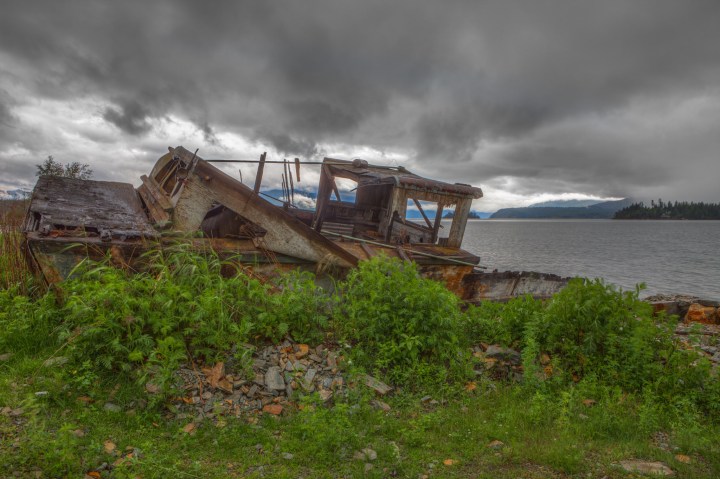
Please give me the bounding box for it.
[455,219,720,300]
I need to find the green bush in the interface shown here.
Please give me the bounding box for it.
[336,256,468,386]
[49,248,336,391]
[462,295,543,348]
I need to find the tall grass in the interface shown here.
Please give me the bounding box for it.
[0,199,32,292]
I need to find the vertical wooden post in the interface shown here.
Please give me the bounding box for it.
[253,152,266,194]
[294,158,301,182]
[432,203,444,243]
[447,198,471,248]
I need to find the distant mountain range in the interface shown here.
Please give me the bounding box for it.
[528,199,607,208]
[0,188,31,200]
[491,198,633,219]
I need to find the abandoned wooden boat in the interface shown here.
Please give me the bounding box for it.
[22,146,568,302]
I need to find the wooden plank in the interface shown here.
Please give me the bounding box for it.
[140,175,173,211]
[253,152,266,194]
[396,246,411,262]
[360,242,375,259]
[137,184,171,227]
[432,203,444,243]
[413,198,433,229]
[447,198,472,248]
[294,158,301,182]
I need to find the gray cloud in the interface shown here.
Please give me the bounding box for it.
[1,0,720,205]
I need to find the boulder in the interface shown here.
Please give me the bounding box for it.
[685,303,718,324]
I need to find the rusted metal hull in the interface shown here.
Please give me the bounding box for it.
[24,233,568,301]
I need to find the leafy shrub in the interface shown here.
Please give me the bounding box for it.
[462,295,543,348]
[336,256,468,385]
[521,278,718,405]
[51,248,336,390]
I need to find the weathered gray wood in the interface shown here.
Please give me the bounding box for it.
[447,198,472,248]
[413,198,433,229]
[169,147,359,267]
[253,152,266,194]
[27,176,155,237]
[432,203,444,243]
[140,175,173,211]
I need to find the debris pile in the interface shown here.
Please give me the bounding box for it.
[162,341,363,422]
[646,295,720,366]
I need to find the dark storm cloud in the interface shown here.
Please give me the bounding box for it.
[103,100,153,135]
[1,0,720,203]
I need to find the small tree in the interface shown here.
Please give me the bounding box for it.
[36,156,93,180]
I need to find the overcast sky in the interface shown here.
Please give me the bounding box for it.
[2,0,720,211]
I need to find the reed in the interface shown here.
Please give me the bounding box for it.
[0,199,32,291]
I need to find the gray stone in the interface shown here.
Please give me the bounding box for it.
[103,402,122,413]
[326,353,337,368]
[265,366,286,390]
[304,368,317,383]
[485,345,522,364]
[34,391,49,398]
[42,356,69,367]
[362,448,377,461]
[618,460,674,476]
[363,375,392,396]
[282,452,294,460]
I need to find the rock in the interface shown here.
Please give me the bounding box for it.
[674,454,691,464]
[42,356,69,367]
[486,440,505,450]
[364,463,373,472]
[362,448,377,461]
[650,301,680,317]
[685,304,718,324]
[282,452,294,460]
[34,391,49,398]
[318,389,333,402]
[103,440,116,454]
[201,391,213,400]
[262,404,283,415]
[0,353,13,361]
[264,366,286,391]
[485,345,522,365]
[103,403,122,413]
[363,375,392,396]
[145,382,160,394]
[618,460,674,476]
[371,400,391,412]
[353,451,366,461]
[295,344,309,359]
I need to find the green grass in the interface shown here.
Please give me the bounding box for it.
[1,244,719,478]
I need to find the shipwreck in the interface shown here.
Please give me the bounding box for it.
[22,146,568,301]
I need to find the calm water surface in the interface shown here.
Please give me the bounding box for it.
[455,219,720,300]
